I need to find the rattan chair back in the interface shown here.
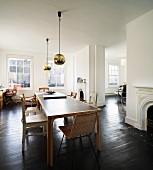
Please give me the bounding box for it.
[69,112,97,138]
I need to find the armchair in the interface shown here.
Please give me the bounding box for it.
[3,88,17,105]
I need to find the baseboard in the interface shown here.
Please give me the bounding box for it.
[105,93,116,96]
[97,101,106,107]
[134,124,142,130]
[125,116,136,127]
[125,116,142,130]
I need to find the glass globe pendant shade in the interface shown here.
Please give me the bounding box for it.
[54,53,65,65]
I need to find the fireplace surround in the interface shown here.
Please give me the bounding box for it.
[135,87,153,131]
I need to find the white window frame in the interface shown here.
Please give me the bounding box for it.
[47,59,65,89]
[108,63,119,87]
[6,54,33,90]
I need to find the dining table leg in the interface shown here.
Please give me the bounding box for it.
[47,117,54,166]
[96,112,101,151]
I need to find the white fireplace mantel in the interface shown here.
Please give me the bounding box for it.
[134,86,153,131]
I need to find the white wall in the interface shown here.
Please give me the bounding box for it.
[75,45,105,106]
[126,9,153,125]
[95,45,105,106]
[0,49,74,96]
[89,45,95,93]
[75,46,89,100]
[120,64,126,84]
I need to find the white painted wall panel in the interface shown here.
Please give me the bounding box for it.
[126,9,153,124]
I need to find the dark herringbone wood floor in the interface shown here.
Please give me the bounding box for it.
[0,96,153,170]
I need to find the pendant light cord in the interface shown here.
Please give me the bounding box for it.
[46,38,49,64]
[54,11,65,65]
[59,14,61,54]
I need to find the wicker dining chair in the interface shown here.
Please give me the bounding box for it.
[3,88,17,105]
[58,111,100,167]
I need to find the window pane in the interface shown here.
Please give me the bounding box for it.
[24,67,30,73]
[17,60,23,67]
[23,74,30,87]
[115,70,118,75]
[57,75,64,87]
[48,75,56,87]
[9,60,16,66]
[115,66,118,70]
[10,66,16,72]
[109,65,112,70]
[108,64,119,86]
[48,60,64,88]
[24,60,30,67]
[17,67,23,73]
[9,72,17,83]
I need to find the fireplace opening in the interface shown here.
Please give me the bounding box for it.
[147,106,153,131]
[79,89,84,101]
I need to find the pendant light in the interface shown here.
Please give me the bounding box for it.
[54,11,65,65]
[43,38,51,71]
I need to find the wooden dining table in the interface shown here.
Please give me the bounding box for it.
[35,91,102,167]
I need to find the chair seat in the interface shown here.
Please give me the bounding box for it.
[25,97,34,101]
[26,114,47,124]
[59,125,73,139]
[26,106,39,111]
[25,106,40,116]
[26,106,39,113]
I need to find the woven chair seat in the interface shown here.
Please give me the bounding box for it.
[59,125,72,139]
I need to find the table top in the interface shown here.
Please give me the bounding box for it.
[35,91,101,119]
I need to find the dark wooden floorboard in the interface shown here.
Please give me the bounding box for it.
[0,96,153,170]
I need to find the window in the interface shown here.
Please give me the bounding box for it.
[48,60,64,88]
[7,55,32,89]
[108,64,119,86]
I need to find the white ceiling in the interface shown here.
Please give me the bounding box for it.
[0,0,153,59]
